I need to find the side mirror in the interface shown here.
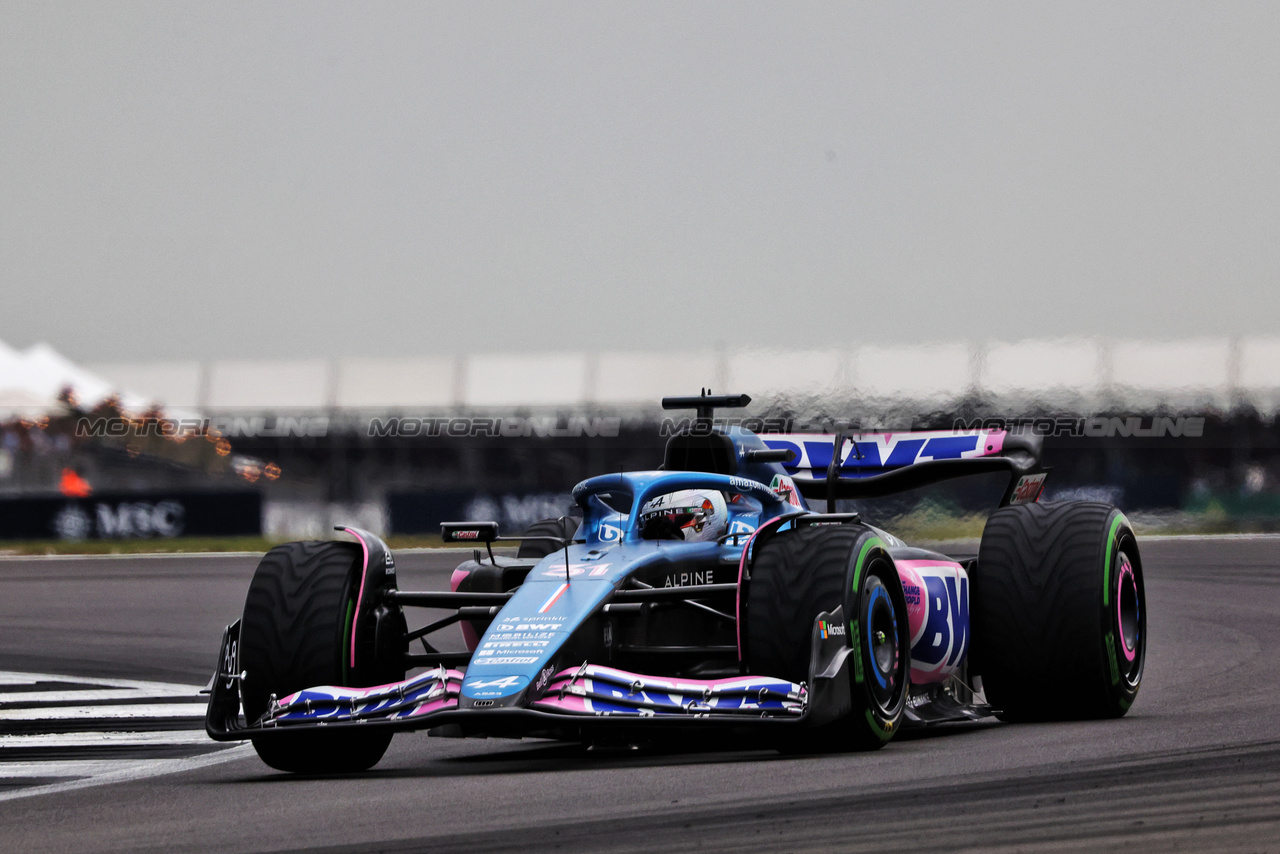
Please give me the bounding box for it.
[440,521,499,543]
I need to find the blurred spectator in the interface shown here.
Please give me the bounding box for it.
[59,466,92,497]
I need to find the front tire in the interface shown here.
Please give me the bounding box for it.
[747,526,909,750]
[972,502,1145,721]
[239,541,399,773]
[517,518,573,560]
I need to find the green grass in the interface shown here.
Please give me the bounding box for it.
[4,511,1278,557]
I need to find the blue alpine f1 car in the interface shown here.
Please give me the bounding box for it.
[206,393,1146,773]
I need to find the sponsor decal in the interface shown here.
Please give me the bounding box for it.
[490,617,565,632]
[540,563,611,578]
[454,530,480,540]
[535,666,556,691]
[465,674,527,697]
[769,474,800,505]
[898,561,970,682]
[762,432,995,473]
[818,620,846,639]
[597,522,623,542]
[662,570,713,588]
[471,656,539,666]
[61,500,186,539]
[468,676,523,689]
[481,639,550,650]
[53,505,92,540]
[727,518,757,537]
[491,622,563,635]
[1010,473,1047,504]
[222,638,239,690]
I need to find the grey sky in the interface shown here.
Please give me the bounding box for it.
[2,2,1278,363]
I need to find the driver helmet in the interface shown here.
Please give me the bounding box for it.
[638,489,728,542]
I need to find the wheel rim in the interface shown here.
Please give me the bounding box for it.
[1113,548,1144,689]
[862,574,902,711]
[1116,554,1139,663]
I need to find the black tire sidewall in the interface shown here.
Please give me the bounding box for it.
[1102,515,1145,714]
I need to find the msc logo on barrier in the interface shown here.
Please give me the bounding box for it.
[53,501,185,540]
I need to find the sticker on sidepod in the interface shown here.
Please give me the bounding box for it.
[896,560,970,685]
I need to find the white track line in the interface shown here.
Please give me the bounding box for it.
[0,670,252,803]
[0,689,199,704]
[0,759,209,778]
[0,670,204,695]
[0,744,254,803]
[0,731,220,748]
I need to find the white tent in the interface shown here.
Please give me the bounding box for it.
[0,339,153,419]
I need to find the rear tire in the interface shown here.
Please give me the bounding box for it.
[747,526,909,750]
[972,502,1145,721]
[239,541,398,773]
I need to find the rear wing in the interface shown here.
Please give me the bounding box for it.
[760,430,1046,509]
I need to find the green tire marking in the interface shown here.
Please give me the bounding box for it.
[1102,513,1128,607]
[848,536,883,686]
[851,537,883,595]
[864,708,894,741]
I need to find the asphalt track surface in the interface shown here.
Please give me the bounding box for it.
[2,537,1279,853]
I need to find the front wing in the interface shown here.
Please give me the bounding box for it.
[205,609,854,742]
